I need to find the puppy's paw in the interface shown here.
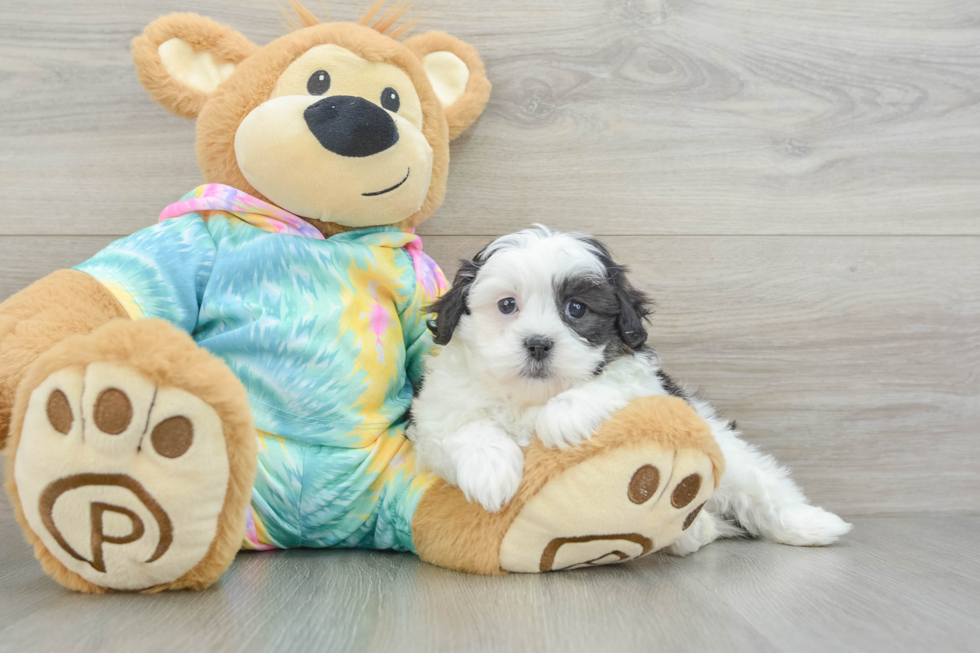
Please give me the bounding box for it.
[665,509,717,557]
[770,504,852,546]
[536,392,609,450]
[454,440,524,513]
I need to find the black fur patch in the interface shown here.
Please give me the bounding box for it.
[426,243,492,346]
[555,236,655,359]
[577,237,653,350]
[554,274,626,362]
[657,370,687,399]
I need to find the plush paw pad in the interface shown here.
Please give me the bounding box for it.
[14,363,230,590]
[499,444,715,572]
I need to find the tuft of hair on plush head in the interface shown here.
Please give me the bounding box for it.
[280,0,327,30]
[359,0,422,38]
[281,0,421,39]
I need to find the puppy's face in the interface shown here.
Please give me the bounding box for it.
[430,228,651,405]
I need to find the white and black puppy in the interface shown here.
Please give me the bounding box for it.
[409,226,851,554]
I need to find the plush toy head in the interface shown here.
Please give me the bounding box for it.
[131,1,490,235]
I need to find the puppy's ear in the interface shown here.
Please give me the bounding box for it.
[132,14,258,119]
[579,236,653,351]
[612,269,653,350]
[427,258,481,346]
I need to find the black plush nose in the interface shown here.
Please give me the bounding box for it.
[525,336,554,362]
[303,95,399,158]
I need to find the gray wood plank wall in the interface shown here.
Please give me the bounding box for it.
[1,0,978,516]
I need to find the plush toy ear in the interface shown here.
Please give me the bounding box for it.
[403,31,492,140]
[131,14,258,119]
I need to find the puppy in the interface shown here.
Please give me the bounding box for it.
[408,226,851,554]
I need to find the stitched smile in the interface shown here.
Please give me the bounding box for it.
[362,168,410,197]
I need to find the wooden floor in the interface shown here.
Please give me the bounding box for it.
[1,501,978,653]
[1,0,978,650]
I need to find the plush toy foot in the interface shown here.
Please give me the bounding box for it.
[412,395,724,574]
[4,319,256,592]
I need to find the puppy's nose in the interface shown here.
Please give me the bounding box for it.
[303,95,399,157]
[525,336,554,362]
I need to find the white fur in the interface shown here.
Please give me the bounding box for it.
[668,395,852,554]
[444,420,524,513]
[410,226,851,553]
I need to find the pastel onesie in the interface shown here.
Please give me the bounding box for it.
[74,184,447,552]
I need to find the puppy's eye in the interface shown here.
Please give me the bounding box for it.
[307,70,331,95]
[498,298,518,315]
[381,87,400,112]
[565,300,586,319]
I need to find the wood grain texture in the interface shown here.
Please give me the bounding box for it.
[1,0,979,235]
[0,499,977,653]
[0,237,119,300]
[3,234,978,514]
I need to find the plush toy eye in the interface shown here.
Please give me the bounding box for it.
[565,300,586,319]
[307,70,331,95]
[381,87,400,112]
[498,298,518,315]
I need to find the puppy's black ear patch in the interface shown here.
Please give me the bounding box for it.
[426,245,491,346]
[579,236,654,351]
[613,271,652,350]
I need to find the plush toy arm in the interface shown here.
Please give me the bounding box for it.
[398,244,449,390]
[74,214,218,332]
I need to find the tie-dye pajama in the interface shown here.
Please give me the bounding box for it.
[75,184,447,552]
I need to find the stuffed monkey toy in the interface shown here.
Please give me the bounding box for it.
[0,2,723,592]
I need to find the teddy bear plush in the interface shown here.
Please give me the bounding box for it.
[0,2,723,592]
